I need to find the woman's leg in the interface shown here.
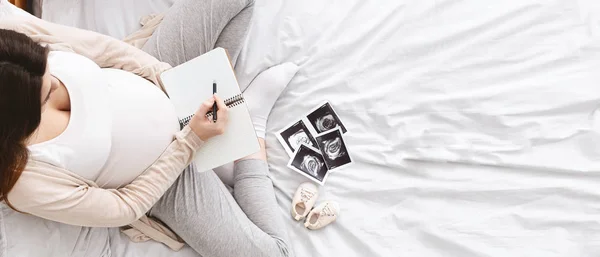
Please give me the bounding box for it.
[143,1,296,254]
[142,0,255,67]
[148,139,292,257]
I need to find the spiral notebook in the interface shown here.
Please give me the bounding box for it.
[159,47,260,172]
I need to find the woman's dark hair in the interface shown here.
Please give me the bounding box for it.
[0,29,48,208]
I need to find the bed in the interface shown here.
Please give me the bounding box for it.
[6,0,600,256]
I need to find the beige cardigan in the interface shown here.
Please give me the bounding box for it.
[0,15,201,250]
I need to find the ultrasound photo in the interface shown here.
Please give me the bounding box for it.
[306,102,347,134]
[315,128,352,170]
[277,120,318,157]
[287,144,330,185]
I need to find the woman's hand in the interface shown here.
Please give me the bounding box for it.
[189,94,229,141]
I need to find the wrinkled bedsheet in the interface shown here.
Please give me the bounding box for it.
[236,0,600,256]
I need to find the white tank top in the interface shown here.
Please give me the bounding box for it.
[29,51,180,189]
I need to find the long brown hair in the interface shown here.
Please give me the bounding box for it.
[0,29,49,207]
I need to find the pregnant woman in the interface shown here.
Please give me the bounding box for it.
[0,0,298,256]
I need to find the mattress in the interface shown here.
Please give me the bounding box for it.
[39,0,600,256]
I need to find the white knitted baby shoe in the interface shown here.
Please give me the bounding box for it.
[291,182,319,221]
[304,201,340,230]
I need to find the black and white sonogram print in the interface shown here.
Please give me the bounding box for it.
[278,120,318,157]
[306,102,347,134]
[287,144,329,185]
[316,128,351,170]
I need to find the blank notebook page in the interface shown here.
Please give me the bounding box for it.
[159,47,259,172]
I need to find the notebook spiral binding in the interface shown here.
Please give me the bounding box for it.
[179,94,246,128]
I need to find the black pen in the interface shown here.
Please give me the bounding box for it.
[212,80,217,122]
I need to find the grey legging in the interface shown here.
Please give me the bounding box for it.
[142,0,253,68]
[143,0,292,257]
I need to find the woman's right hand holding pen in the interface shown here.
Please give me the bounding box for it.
[189,94,228,141]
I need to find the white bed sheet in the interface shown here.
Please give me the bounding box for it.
[236,0,600,256]
[38,0,600,256]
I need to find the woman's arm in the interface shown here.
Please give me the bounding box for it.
[0,15,171,87]
[7,127,203,227]
[6,97,227,227]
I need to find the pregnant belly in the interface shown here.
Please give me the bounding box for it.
[96,69,180,189]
